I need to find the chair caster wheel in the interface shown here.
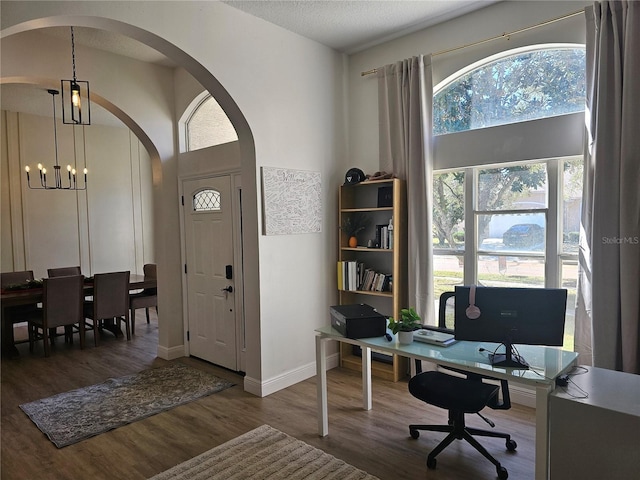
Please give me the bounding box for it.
[506,439,517,451]
[409,428,419,439]
[497,465,508,479]
[426,457,437,469]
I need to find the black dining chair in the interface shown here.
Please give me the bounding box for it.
[26,275,85,357]
[84,271,131,344]
[1,271,40,347]
[129,263,157,335]
[47,266,82,277]
[408,291,516,480]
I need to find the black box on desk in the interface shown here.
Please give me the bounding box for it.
[330,304,387,339]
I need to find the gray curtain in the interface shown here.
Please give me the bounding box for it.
[377,55,435,324]
[576,1,640,373]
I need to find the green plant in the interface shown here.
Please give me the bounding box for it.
[387,307,421,334]
[341,213,370,237]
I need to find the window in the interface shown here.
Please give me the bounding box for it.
[433,158,581,349]
[186,96,238,151]
[432,46,586,350]
[434,46,586,135]
[193,189,221,211]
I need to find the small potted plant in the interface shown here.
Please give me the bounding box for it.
[341,213,370,248]
[387,307,421,344]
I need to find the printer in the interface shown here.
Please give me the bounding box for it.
[330,304,387,339]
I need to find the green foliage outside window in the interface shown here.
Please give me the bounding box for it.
[434,48,586,135]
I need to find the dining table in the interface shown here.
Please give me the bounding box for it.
[1,274,157,357]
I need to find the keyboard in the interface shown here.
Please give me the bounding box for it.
[414,328,457,346]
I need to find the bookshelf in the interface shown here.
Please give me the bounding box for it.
[338,178,408,381]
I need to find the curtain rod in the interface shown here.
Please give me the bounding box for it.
[361,9,583,77]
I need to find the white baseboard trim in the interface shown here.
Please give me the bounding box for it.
[244,352,340,397]
[157,344,186,361]
[509,383,536,408]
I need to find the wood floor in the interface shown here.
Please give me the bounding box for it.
[1,311,536,480]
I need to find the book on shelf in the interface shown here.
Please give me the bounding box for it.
[337,261,392,293]
[374,221,393,249]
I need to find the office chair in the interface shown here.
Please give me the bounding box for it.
[408,291,516,480]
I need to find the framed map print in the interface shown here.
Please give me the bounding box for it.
[261,167,322,235]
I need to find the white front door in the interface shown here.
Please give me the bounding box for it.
[183,176,236,370]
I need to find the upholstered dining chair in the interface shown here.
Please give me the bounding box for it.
[408,291,516,480]
[1,270,39,347]
[26,275,85,357]
[129,263,157,335]
[47,266,82,277]
[84,271,131,345]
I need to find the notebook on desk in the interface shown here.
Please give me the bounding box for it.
[414,328,457,347]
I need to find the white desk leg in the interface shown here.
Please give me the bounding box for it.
[361,346,372,410]
[316,335,329,437]
[535,384,553,480]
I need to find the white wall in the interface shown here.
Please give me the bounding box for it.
[1,1,346,396]
[0,109,154,278]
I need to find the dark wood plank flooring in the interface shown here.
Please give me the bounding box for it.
[1,311,535,479]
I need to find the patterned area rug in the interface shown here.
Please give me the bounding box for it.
[20,363,234,448]
[149,424,380,480]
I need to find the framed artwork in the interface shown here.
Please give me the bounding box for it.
[261,167,322,235]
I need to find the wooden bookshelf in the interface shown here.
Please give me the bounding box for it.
[338,178,408,381]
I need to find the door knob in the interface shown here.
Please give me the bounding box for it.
[222,286,233,293]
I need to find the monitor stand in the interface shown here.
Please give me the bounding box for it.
[489,342,529,369]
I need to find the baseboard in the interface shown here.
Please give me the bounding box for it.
[157,343,186,360]
[509,383,536,408]
[244,352,340,397]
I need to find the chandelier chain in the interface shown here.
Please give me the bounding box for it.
[71,26,77,81]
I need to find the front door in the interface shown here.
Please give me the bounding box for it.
[183,176,236,370]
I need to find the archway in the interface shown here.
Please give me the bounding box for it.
[1,17,260,382]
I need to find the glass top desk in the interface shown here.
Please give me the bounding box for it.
[315,326,579,480]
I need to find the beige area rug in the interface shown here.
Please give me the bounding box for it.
[149,424,380,480]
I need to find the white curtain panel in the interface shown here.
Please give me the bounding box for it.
[377,55,435,324]
[576,1,640,373]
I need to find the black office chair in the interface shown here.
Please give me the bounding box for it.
[408,291,516,480]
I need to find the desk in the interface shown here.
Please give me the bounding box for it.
[1,274,156,356]
[315,326,578,480]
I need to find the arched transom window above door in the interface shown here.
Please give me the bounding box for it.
[186,95,238,151]
[193,189,221,211]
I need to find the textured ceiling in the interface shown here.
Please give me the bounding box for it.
[222,0,497,54]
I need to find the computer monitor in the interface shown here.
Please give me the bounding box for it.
[454,286,568,369]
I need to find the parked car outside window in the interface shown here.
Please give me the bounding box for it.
[502,224,544,249]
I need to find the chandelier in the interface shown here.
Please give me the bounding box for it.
[61,26,91,125]
[24,89,87,190]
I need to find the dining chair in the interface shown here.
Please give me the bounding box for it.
[26,275,85,357]
[1,270,40,347]
[47,266,82,277]
[1,270,35,287]
[129,263,157,335]
[84,271,131,345]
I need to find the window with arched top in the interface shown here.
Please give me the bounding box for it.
[431,45,586,350]
[434,46,586,135]
[186,96,238,151]
[193,189,221,211]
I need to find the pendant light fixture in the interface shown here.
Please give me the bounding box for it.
[24,89,88,190]
[61,26,91,125]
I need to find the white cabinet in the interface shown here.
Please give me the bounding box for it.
[549,365,640,479]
